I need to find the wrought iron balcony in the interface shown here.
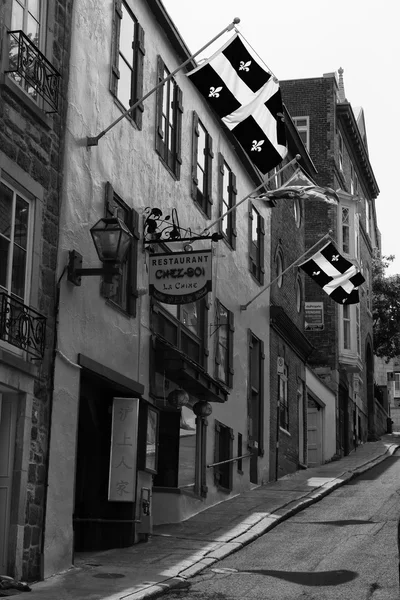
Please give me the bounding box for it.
[6,30,61,113]
[0,292,46,359]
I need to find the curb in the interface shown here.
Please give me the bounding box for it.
[98,443,400,600]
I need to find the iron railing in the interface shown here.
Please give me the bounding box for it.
[0,292,46,359]
[6,30,61,113]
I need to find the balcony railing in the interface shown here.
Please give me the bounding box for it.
[6,30,61,113]
[0,292,46,359]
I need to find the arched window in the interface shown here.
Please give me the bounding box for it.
[294,197,301,228]
[296,276,302,312]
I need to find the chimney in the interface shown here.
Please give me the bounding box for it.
[337,67,346,103]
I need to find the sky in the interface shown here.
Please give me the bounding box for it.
[162,0,400,275]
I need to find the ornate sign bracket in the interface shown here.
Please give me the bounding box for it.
[143,207,222,246]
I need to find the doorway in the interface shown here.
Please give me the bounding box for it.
[0,394,18,575]
[307,396,323,466]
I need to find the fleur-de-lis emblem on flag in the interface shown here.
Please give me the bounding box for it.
[239,60,251,71]
[209,86,223,98]
[312,271,321,277]
[251,140,264,152]
[331,254,339,262]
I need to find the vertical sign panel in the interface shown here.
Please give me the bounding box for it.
[108,397,139,502]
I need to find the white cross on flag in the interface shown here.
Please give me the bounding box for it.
[187,33,287,174]
[299,241,365,305]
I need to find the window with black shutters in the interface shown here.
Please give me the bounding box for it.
[214,420,233,491]
[110,0,145,128]
[249,203,265,284]
[191,112,213,217]
[155,56,183,178]
[101,182,139,316]
[214,299,234,388]
[218,153,237,249]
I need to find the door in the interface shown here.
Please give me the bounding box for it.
[0,394,17,574]
[307,403,322,466]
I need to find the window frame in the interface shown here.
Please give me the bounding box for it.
[279,362,289,432]
[249,203,265,285]
[214,419,234,491]
[191,111,213,217]
[155,56,183,179]
[218,153,237,249]
[338,130,344,171]
[214,299,234,388]
[101,182,139,317]
[152,296,209,369]
[110,0,145,128]
[248,331,265,457]
[292,116,310,151]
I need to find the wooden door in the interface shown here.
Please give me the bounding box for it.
[307,406,322,466]
[0,395,17,574]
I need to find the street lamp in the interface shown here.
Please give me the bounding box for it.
[67,217,133,286]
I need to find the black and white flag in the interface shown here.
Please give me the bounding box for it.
[187,34,287,174]
[299,241,365,305]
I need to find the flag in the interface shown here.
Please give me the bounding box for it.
[254,168,339,204]
[299,241,365,304]
[187,33,287,174]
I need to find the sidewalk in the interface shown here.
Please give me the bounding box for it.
[25,434,400,600]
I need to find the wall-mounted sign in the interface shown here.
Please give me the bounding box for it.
[304,301,324,331]
[149,250,212,305]
[108,397,139,502]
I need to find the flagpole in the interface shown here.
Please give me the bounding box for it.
[202,154,301,234]
[86,18,240,147]
[240,231,332,311]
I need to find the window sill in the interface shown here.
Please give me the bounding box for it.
[156,153,179,181]
[249,271,264,287]
[279,426,291,437]
[111,94,140,129]
[105,297,134,319]
[1,74,52,129]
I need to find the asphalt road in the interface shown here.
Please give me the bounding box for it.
[162,451,400,600]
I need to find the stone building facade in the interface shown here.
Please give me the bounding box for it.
[0,0,73,581]
[281,71,380,454]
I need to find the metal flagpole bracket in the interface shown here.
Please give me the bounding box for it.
[86,18,241,148]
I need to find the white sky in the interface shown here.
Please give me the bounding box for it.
[162,0,400,275]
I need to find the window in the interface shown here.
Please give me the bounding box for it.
[248,331,265,456]
[365,265,371,312]
[249,204,265,284]
[191,112,213,217]
[294,197,301,228]
[365,199,371,237]
[218,153,237,249]
[395,374,400,398]
[356,304,361,356]
[296,276,302,313]
[293,116,310,151]
[153,297,208,368]
[214,420,233,491]
[338,131,344,171]
[214,299,234,387]
[279,362,289,431]
[8,0,52,107]
[156,57,183,178]
[0,175,33,304]
[102,182,139,316]
[343,304,351,350]
[110,1,145,128]
[276,249,284,288]
[350,163,354,195]
[341,207,350,254]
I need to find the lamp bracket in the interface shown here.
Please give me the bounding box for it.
[143,207,222,246]
[67,250,120,286]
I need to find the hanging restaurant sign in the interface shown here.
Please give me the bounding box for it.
[149,250,212,304]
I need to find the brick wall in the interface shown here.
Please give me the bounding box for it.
[0,0,73,581]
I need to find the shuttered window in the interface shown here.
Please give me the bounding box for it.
[218,153,237,249]
[191,112,213,217]
[249,203,265,284]
[110,0,145,128]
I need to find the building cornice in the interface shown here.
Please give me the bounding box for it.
[336,103,379,199]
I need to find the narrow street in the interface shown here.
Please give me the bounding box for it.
[161,452,400,600]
